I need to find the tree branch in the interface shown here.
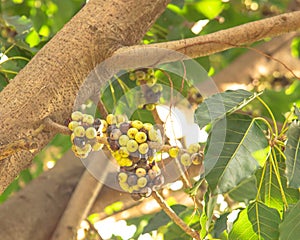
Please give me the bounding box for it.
[152,190,200,240]
[51,168,107,240]
[0,150,85,240]
[112,11,300,68]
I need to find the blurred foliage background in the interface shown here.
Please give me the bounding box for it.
[0,0,299,239]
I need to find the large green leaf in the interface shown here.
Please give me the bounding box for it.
[229,201,281,240]
[257,162,299,216]
[194,89,262,128]
[279,200,300,240]
[204,114,269,194]
[285,121,300,188]
[228,175,257,203]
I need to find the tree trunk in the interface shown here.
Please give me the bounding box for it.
[0,0,170,193]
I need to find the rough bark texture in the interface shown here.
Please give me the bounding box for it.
[0,0,170,193]
[112,11,300,67]
[147,10,300,58]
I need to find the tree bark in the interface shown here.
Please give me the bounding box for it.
[0,0,170,193]
[112,11,300,67]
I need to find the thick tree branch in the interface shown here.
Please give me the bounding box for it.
[152,10,300,58]
[112,11,300,68]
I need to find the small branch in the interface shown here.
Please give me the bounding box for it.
[151,108,164,126]
[173,156,204,214]
[151,190,200,240]
[0,139,37,161]
[44,117,71,135]
[97,99,108,118]
[0,124,44,161]
[86,219,104,240]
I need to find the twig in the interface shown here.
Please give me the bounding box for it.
[151,190,201,240]
[151,108,164,126]
[0,124,44,160]
[86,219,104,240]
[175,157,204,213]
[44,117,71,135]
[97,99,108,118]
[0,139,38,161]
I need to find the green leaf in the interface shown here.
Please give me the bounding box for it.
[126,214,153,239]
[194,89,262,128]
[291,37,300,58]
[161,224,191,240]
[143,204,186,233]
[279,200,300,240]
[20,169,33,183]
[254,82,300,123]
[212,212,230,238]
[204,114,269,194]
[170,0,184,9]
[200,191,217,239]
[194,0,224,19]
[285,121,300,188]
[257,162,299,216]
[25,29,40,47]
[229,201,280,240]
[0,179,20,203]
[2,14,32,34]
[104,201,124,215]
[200,210,208,239]
[205,192,217,232]
[228,175,257,203]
